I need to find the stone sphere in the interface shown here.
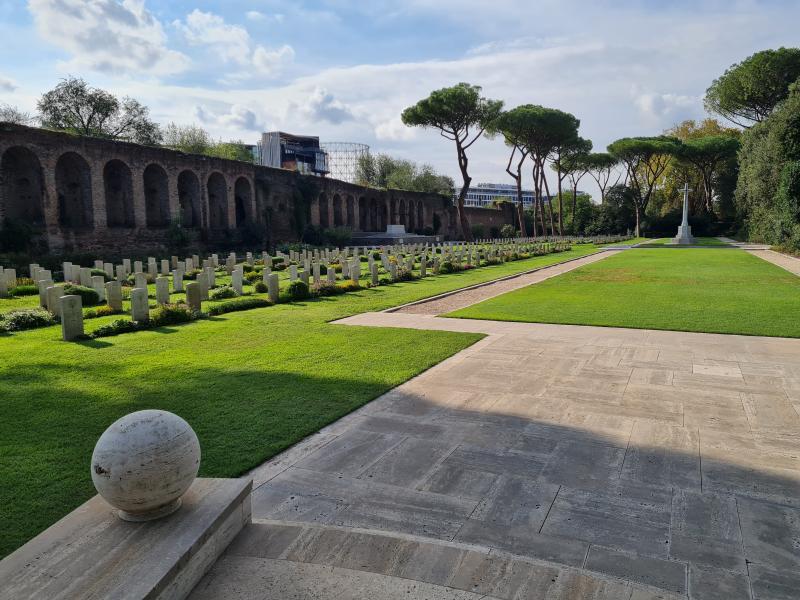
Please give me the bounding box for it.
[91,410,201,522]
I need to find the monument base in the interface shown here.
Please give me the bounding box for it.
[0,478,252,600]
[670,224,695,245]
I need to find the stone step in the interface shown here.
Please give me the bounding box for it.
[0,478,251,600]
[189,520,685,600]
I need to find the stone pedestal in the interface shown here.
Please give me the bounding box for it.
[672,224,695,245]
[0,478,251,600]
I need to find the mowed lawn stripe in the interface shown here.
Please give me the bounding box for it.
[447,249,800,338]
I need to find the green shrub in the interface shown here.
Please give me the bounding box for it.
[272,262,287,271]
[10,284,38,296]
[244,271,261,283]
[84,305,123,319]
[183,269,203,280]
[90,318,139,338]
[500,224,516,238]
[286,280,310,301]
[63,284,100,306]
[210,285,238,300]
[254,281,267,293]
[323,226,352,247]
[337,280,361,292]
[312,281,346,297]
[207,298,270,316]
[90,268,110,280]
[0,308,56,331]
[151,303,195,326]
[439,260,462,274]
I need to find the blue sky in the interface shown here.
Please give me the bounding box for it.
[2,1,799,197]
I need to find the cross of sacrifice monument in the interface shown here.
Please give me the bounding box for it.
[671,182,695,245]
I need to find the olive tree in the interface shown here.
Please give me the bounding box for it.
[402,83,503,241]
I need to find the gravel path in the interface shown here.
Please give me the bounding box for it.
[393,250,620,315]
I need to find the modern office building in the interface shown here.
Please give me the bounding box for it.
[456,182,587,208]
[260,132,329,176]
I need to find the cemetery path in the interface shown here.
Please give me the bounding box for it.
[194,316,800,599]
[391,250,621,316]
[747,248,800,276]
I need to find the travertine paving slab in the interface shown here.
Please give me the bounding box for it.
[235,315,800,597]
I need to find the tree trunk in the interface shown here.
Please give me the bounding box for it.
[571,183,578,232]
[455,141,473,242]
[634,204,641,238]
[531,198,538,238]
[557,173,564,238]
[515,175,527,237]
[538,197,547,238]
[540,167,555,237]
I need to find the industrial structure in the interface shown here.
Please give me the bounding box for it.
[320,142,369,184]
[259,131,329,176]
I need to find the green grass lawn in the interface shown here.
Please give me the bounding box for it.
[0,244,604,557]
[638,237,731,247]
[448,249,800,337]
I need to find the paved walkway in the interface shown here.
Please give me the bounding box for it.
[393,250,619,315]
[748,249,800,276]
[194,312,800,599]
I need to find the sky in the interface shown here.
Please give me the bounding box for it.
[1,0,799,199]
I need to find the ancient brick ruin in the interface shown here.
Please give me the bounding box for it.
[0,123,515,254]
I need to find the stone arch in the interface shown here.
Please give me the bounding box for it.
[332,194,343,227]
[234,177,253,229]
[103,159,134,228]
[358,197,368,230]
[390,198,397,225]
[346,195,355,228]
[369,198,378,231]
[417,201,424,231]
[379,201,387,231]
[408,200,416,232]
[143,164,170,228]
[398,198,407,228]
[177,170,202,228]
[207,172,228,229]
[318,193,330,229]
[56,151,93,229]
[0,146,45,227]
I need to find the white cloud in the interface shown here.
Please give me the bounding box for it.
[174,9,294,77]
[297,87,354,124]
[246,11,284,23]
[253,45,295,75]
[28,0,189,76]
[0,75,17,92]
[632,87,700,125]
[195,103,266,133]
[375,116,416,141]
